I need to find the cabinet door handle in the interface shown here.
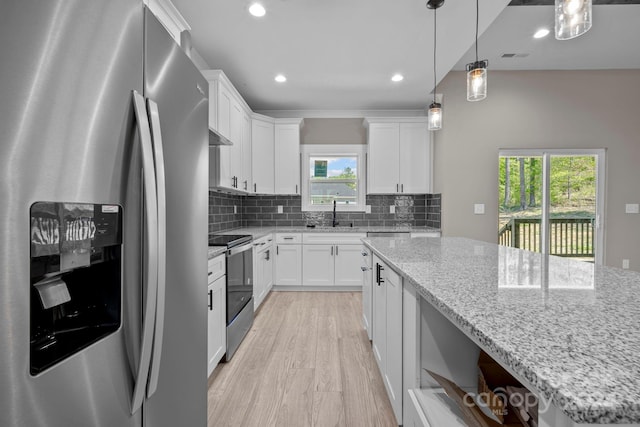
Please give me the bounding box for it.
[361,266,369,272]
[376,263,385,285]
[396,183,399,192]
[254,183,257,192]
[208,290,213,310]
[295,184,298,194]
[208,272,213,276]
[401,183,404,193]
[277,245,279,255]
[283,237,294,240]
[331,246,333,256]
[335,245,338,256]
[244,180,247,190]
[361,252,368,256]
[265,250,270,261]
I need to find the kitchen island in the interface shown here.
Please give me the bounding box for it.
[362,236,640,426]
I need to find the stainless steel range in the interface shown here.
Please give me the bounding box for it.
[208,234,253,361]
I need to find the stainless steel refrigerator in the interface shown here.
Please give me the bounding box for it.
[0,1,208,426]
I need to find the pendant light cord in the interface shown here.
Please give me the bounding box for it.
[433,7,437,103]
[475,0,479,62]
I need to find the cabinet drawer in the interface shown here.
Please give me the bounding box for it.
[208,254,226,283]
[253,233,273,247]
[275,233,302,244]
[302,232,366,245]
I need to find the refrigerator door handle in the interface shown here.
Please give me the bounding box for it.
[131,91,160,414]
[146,98,167,398]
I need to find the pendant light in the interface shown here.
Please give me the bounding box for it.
[427,0,444,131]
[555,0,592,40]
[466,0,488,102]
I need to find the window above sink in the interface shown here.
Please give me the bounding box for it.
[301,144,366,212]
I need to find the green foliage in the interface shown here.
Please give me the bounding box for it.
[332,167,356,189]
[499,155,595,212]
[333,167,356,180]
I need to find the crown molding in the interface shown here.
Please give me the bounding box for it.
[253,109,427,119]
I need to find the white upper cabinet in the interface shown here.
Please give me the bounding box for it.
[240,108,252,192]
[217,81,233,140]
[274,119,303,195]
[399,122,430,194]
[144,0,190,46]
[365,118,431,195]
[367,122,400,194]
[203,70,253,193]
[251,115,275,194]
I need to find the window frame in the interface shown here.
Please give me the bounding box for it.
[498,148,606,265]
[301,144,367,212]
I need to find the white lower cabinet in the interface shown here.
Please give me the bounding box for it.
[253,234,274,310]
[302,244,334,286]
[361,245,373,340]
[207,254,226,377]
[302,233,366,287]
[372,253,403,424]
[274,233,302,286]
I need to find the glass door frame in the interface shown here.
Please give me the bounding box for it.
[499,148,606,265]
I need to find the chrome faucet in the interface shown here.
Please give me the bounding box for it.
[332,200,339,227]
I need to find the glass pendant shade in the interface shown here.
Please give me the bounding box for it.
[555,0,592,40]
[428,102,442,131]
[466,61,487,102]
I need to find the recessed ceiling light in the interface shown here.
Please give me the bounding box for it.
[274,74,287,83]
[391,74,404,82]
[249,3,266,17]
[533,28,550,39]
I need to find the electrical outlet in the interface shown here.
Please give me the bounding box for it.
[233,205,237,214]
[474,204,485,215]
[277,205,283,214]
[390,205,396,214]
[365,205,371,214]
[625,204,639,214]
[622,259,630,269]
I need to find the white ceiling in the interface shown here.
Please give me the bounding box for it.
[171,0,640,112]
[454,5,640,71]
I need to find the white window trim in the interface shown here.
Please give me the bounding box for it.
[301,144,367,212]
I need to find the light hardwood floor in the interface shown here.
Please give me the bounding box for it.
[207,291,397,427]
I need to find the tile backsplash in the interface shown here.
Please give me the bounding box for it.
[208,192,243,234]
[209,191,442,234]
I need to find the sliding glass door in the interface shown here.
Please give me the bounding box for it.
[498,149,605,264]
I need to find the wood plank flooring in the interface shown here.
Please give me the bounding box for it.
[207,291,397,427]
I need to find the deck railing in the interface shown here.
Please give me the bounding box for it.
[498,217,594,257]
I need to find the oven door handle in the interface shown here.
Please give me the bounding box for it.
[227,243,253,257]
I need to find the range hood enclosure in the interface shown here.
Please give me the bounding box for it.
[209,128,233,146]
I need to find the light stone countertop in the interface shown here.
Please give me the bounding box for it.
[214,225,440,241]
[207,246,227,259]
[362,236,640,425]
[207,226,438,258]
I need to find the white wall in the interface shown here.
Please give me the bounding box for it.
[433,69,640,271]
